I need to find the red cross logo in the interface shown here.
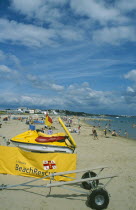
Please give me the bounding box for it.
[43,160,56,170]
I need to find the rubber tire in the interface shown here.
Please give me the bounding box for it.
[87,188,109,209]
[82,171,99,190]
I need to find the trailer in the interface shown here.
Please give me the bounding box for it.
[0,166,117,209]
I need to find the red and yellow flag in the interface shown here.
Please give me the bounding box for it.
[45,114,53,127]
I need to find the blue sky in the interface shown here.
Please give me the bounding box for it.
[0,0,136,115]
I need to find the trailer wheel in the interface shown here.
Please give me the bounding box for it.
[82,171,99,190]
[87,188,109,209]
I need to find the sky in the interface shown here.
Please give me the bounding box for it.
[0,0,136,115]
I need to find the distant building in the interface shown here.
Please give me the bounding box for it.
[52,110,58,115]
[29,109,35,114]
[17,107,28,113]
[35,109,42,114]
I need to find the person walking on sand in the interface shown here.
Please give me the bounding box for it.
[92,126,95,135]
[104,129,107,137]
[92,126,98,140]
[77,125,81,134]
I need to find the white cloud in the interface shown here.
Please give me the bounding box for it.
[0,18,56,47]
[0,18,83,47]
[122,70,136,107]
[1,0,135,48]
[127,86,135,93]
[0,80,134,114]
[0,50,20,67]
[11,0,136,22]
[11,0,68,14]
[123,70,136,105]
[66,83,120,108]
[11,0,43,14]
[0,65,19,81]
[0,91,66,108]
[0,65,12,73]
[51,84,64,91]
[117,0,136,11]
[11,0,121,25]
[11,0,66,23]
[124,70,136,81]
[26,74,64,91]
[93,26,136,44]
[70,0,127,25]
[11,0,126,30]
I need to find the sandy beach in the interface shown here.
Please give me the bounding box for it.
[0,115,136,210]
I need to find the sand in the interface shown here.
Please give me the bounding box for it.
[0,115,136,210]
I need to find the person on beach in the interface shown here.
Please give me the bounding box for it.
[111,130,117,136]
[92,126,98,140]
[47,128,53,135]
[77,125,81,134]
[92,126,95,135]
[104,129,107,137]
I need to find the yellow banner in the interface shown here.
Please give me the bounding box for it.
[0,146,77,181]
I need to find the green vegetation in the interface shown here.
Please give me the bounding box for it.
[0,111,7,114]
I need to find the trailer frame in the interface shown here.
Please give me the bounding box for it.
[0,166,117,209]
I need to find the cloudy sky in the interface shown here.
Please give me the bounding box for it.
[0,0,136,115]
